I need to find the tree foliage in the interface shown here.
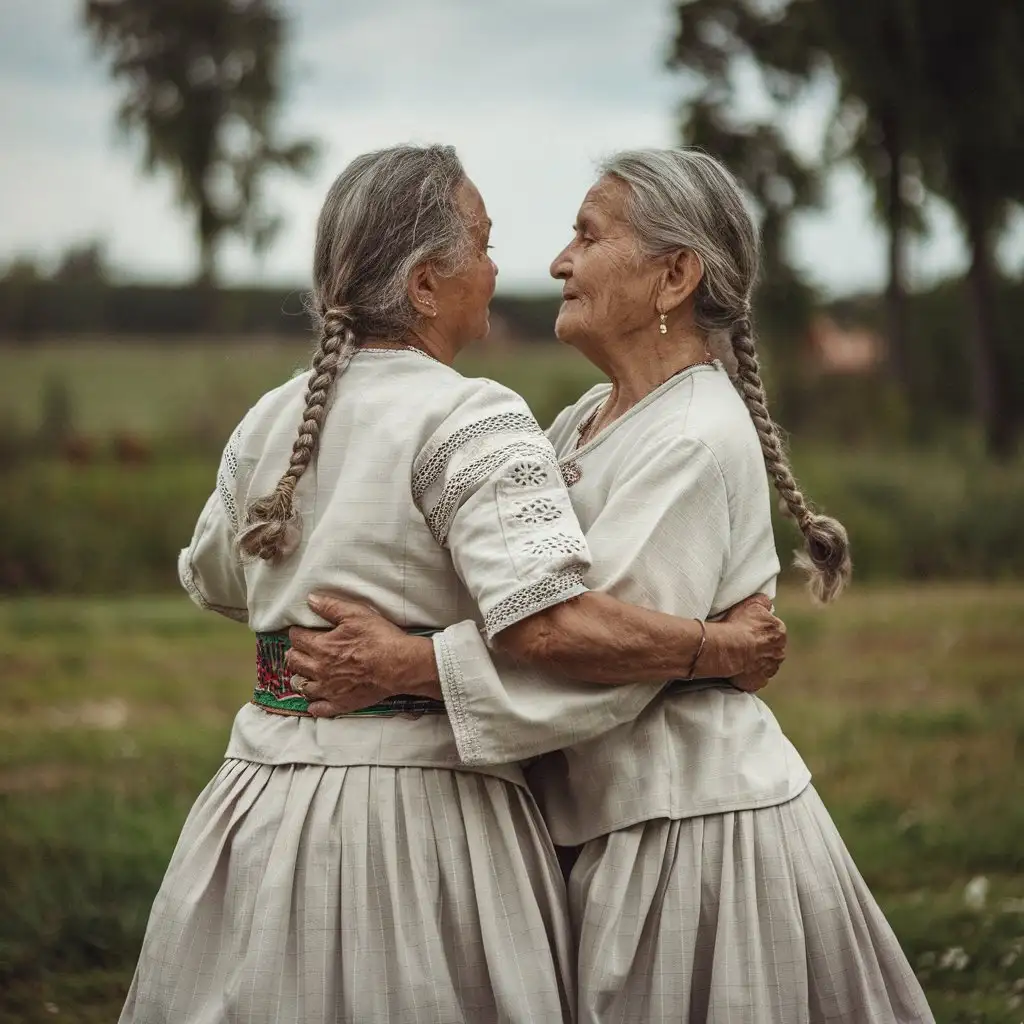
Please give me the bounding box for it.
[84,0,317,286]
[669,0,1024,454]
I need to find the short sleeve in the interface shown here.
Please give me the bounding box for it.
[178,419,249,622]
[413,381,592,639]
[584,434,730,617]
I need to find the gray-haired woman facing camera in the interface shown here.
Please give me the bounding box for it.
[119,144,785,1023]
[290,149,934,1023]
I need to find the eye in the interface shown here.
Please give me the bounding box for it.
[573,225,594,246]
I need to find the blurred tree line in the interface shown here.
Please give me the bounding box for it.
[672,0,1024,457]
[83,0,316,288]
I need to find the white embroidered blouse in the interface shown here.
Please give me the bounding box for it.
[431,362,811,844]
[178,347,591,781]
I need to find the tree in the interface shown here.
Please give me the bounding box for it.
[914,0,1024,456]
[669,1,927,405]
[84,0,317,288]
[54,241,109,284]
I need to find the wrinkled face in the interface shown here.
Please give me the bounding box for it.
[550,176,662,351]
[434,177,497,348]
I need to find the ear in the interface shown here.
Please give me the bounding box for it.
[407,262,440,319]
[659,248,703,313]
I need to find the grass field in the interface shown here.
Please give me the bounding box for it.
[1,585,1022,1022]
[0,338,605,441]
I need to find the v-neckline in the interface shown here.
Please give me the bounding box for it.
[564,360,722,464]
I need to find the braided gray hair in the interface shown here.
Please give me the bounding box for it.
[602,148,851,602]
[238,144,472,562]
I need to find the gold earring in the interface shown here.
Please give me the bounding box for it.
[658,313,667,335]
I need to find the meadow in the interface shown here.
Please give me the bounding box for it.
[1,339,1022,1022]
[1,586,1022,1022]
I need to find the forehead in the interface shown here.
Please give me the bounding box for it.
[456,176,489,229]
[578,175,629,224]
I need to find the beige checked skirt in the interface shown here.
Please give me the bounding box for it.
[119,758,574,1024]
[569,784,934,1024]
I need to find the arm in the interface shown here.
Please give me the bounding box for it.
[288,427,783,754]
[495,590,783,683]
[178,421,248,622]
[289,590,783,717]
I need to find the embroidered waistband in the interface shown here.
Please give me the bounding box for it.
[254,628,446,718]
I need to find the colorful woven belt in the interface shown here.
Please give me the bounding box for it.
[254,628,446,718]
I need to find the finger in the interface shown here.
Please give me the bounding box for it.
[307,699,346,718]
[307,592,367,623]
[284,649,319,680]
[746,593,773,610]
[287,627,322,655]
[297,676,325,700]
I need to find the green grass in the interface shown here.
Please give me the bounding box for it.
[1,586,1022,1021]
[0,337,604,439]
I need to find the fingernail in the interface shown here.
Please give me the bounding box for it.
[308,594,324,611]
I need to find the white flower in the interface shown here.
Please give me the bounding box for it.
[963,875,989,910]
[938,946,969,971]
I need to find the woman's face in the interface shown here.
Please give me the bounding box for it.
[434,177,497,348]
[550,175,663,352]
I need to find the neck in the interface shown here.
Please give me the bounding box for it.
[592,324,711,416]
[402,322,459,366]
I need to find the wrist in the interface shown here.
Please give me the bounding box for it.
[699,623,735,678]
[394,636,442,698]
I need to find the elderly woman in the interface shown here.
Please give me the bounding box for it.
[120,144,785,1024]
[291,149,934,1023]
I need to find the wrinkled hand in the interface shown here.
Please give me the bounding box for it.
[286,594,412,718]
[718,594,787,692]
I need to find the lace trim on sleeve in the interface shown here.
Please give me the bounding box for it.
[413,412,544,500]
[422,439,557,546]
[216,421,245,532]
[482,566,588,640]
[433,631,483,765]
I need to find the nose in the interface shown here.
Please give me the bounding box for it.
[550,243,571,281]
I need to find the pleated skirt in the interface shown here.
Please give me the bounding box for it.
[570,784,934,1024]
[120,759,574,1024]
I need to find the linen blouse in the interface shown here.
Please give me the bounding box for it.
[178,347,591,783]
[432,362,811,844]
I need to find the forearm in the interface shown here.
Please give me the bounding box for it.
[388,636,443,700]
[496,591,739,683]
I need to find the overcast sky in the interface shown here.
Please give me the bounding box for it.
[2,0,1020,296]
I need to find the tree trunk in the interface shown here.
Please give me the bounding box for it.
[195,202,221,329]
[881,115,913,421]
[963,206,1013,457]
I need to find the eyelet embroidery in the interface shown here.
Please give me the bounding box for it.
[512,497,562,525]
[424,441,555,545]
[523,532,586,557]
[508,460,549,488]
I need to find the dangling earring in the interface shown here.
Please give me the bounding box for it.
[658,312,667,335]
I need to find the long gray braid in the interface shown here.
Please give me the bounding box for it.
[603,147,851,601]
[237,306,356,561]
[730,315,851,601]
[236,144,471,563]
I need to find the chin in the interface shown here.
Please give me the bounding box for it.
[554,308,581,346]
